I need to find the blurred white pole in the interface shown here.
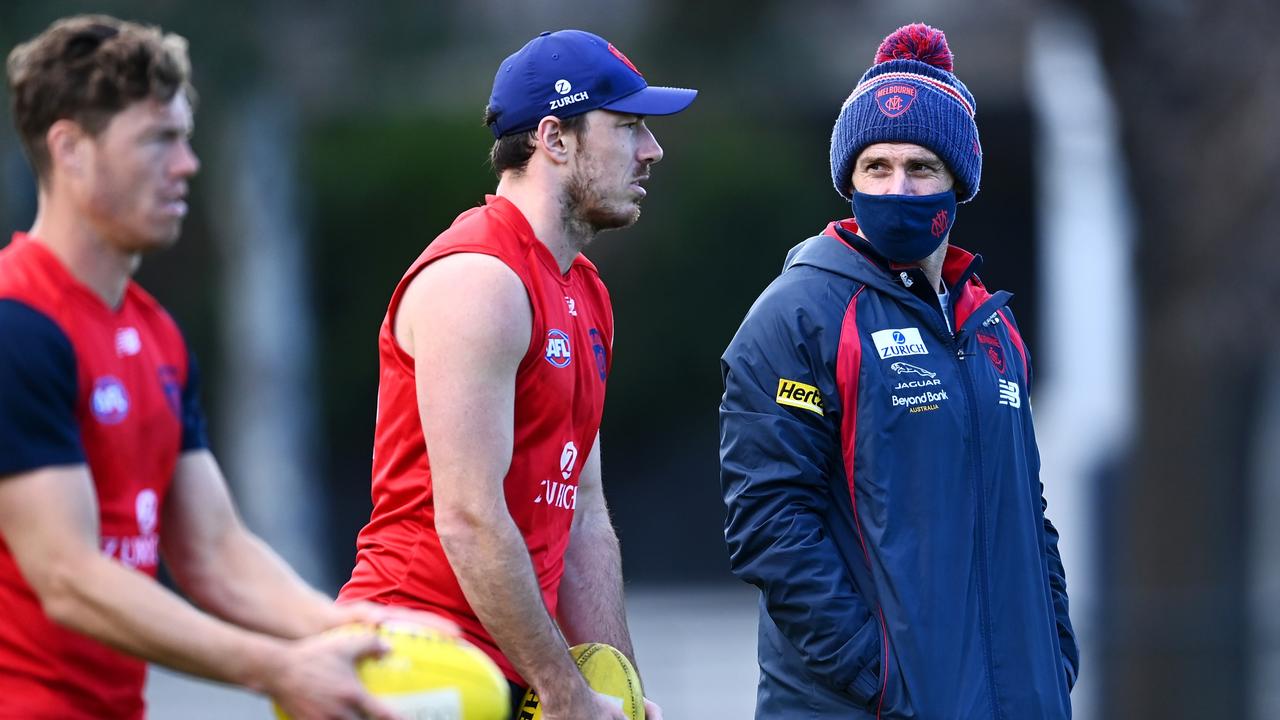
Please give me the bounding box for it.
[212,90,328,588]
[1250,354,1280,719]
[1028,10,1137,720]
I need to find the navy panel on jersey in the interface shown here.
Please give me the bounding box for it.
[179,349,209,452]
[0,299,85,475]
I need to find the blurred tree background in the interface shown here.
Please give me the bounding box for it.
[2,1,1278,718]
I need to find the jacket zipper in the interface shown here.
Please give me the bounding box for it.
[914,283,1006,719]
[904,269,1010,719]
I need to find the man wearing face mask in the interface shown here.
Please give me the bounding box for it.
[719,23,1077,719]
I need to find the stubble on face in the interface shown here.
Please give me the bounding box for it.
[560,124,642,243]
[83,95,196,254]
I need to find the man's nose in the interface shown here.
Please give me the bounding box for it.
[638,124,663,165]
[887,168,909,195]
[173,140,200,178]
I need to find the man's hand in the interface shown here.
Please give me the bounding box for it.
[330,600,460,635]
[643,697,664,720]
[262,629,401,720]
[541,686,628,720]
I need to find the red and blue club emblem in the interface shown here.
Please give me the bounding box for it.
[589,328,607,381]
[977,333,1005,375]
[158,365,182,417]
[874,83,917,118]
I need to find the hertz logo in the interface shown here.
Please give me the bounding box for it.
[775,379,824,416]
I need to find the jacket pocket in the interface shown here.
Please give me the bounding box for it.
[874,631,917,719]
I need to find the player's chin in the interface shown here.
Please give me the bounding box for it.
[586,204,641,232]
[142,226,182,252]
[122,228,180,254]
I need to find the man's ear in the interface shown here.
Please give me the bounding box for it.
[534,115,573,165]
[46,119,90,179]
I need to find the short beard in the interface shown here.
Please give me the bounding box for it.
[562,160,640,243]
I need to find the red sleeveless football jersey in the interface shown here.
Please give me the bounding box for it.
[0,234,193,719]
[340,195,614,683]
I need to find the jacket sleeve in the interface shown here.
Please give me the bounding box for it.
[1007,308,1080,688]
[1042,489,1079,689]
[719,288,882,705]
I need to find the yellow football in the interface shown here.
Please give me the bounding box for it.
[273,622,509,720]
[516,643,644,720]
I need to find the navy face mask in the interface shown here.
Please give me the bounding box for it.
[852,190,957,264]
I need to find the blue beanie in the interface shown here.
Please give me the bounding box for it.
[829,23,982,203]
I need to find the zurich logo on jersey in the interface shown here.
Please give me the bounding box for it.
[91,376,130,424]
[545,329,572,368]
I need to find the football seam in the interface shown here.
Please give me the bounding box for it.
[592,644,640,719]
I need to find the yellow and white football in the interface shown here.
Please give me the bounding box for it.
[516,643,644,720]
[273,622,509,720]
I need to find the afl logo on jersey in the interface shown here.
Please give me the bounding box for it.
[545,329,572,368]
[91,376,130,424]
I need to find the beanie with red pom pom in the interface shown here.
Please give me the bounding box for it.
[830,23,981,202]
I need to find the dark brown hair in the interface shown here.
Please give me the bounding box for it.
[484,106,587,177]
[6,14,194,179]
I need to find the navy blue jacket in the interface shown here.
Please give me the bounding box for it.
[720,221,1077,719]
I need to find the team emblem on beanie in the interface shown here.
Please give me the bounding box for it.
[875,84,917,118]
[829,23,982,203]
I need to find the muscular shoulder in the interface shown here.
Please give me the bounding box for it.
[397,253,532,361]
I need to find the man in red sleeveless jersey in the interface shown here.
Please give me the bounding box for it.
[0,15,452,720]
[340,30,696,720]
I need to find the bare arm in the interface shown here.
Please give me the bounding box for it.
[556,433,633,659]
[400,253,618,719]
[556,434,665,720]
[0,464,285,680]
[0,464,403,720]
[161,450,456,640]
[160,449,338,638]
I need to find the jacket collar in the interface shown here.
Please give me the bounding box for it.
[783,218,1000,331]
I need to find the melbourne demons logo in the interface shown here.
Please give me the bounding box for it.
[158,365,182,416]
[544,329,572,367]
[589,328,607,381]
[931,209,950,238]
[607,43,643,76]
[977,333,1006,374]
[875,83,917,118]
